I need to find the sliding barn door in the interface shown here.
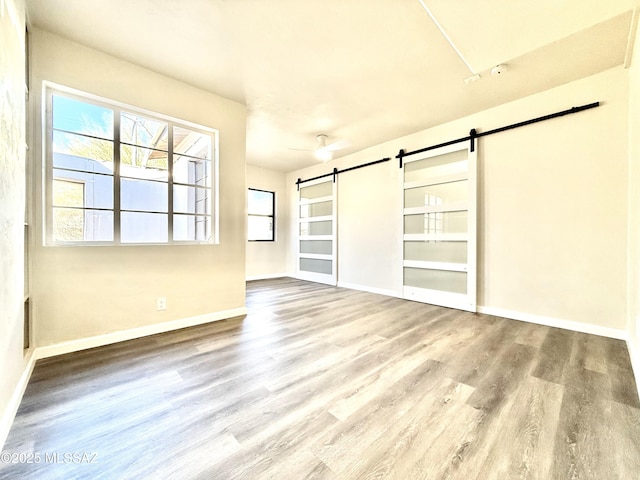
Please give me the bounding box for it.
[297,177,337,286]
[402,143,477,312]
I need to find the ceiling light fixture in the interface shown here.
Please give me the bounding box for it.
[313,134,333,162]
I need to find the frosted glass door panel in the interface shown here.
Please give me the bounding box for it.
[300,220,332,236]
[404,180,468,208]
[300,258,332,275]
[404,241,467,263]
[300,240,332,255]
[300,182,332,200]
[404,211,467,235]
[402,143,477,312]
[297,178,337,286]
[404,268,467,294]
[300,201,332,218]
[404,150,468,183]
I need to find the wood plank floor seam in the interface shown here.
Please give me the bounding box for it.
[0,277,638,479]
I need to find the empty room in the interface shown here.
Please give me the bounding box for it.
[2,0,640,478]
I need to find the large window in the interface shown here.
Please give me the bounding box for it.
[247,188,275,241]
[45,85,217,245]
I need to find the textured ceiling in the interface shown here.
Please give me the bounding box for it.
[26,0,639,171]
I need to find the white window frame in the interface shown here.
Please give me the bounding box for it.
[43,82,219,246]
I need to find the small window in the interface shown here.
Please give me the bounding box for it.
[45,85,217,245]
[248,189,275,241]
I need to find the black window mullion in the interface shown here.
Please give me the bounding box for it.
[173,150,210,162]
[53,166,114,178]
[270,190,275,242]
[168,123,174,242]
[120,140,169,155]
[113,108,121,244]
[52,127,112,143]
[119,175,168,184]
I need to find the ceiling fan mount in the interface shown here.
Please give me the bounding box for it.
[313,134,331,162]
[288,133,350,163]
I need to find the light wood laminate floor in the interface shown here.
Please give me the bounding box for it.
[1,278,639,479]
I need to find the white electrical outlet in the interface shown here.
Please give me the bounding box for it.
[156,296,167,311]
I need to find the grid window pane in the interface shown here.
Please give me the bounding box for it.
[53,131,114,170]
[174,185,210,214]
[53,171,113,210]
[248,215,273,241]
[121,178,168,212]
[173,126,211,159]
[248,189,274,215]
[120,145,168,174]
[52,94,113,139]
[53,208,113,242]
[174,215,210,242]
[120,112,168,149]
[174,156,210,186]
[52,179,84,208]
[52,207,83,241]
[121,212,168,243]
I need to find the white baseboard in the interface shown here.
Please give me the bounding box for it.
[246,273,292,281]
[35,307,248,360]
[337,281,401,299]
[477,305,626,340]
[627,335,640,399]
[0,350,37,452]
[478,306,640,398]
[0,307,247,451]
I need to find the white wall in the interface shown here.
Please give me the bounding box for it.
[335,157,403,297]
[30,29,247,347]
[288,66,629,334]
[246,165,290,279]
[0,0,28,449]
[627,18,640,382]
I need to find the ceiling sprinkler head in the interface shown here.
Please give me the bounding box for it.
[491,64,507,76]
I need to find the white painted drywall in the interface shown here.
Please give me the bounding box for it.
[627,16,640,383]
[246,165,289,279]
[288,66,629,331]
[29,29,247,346]
[0,0,28,449]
